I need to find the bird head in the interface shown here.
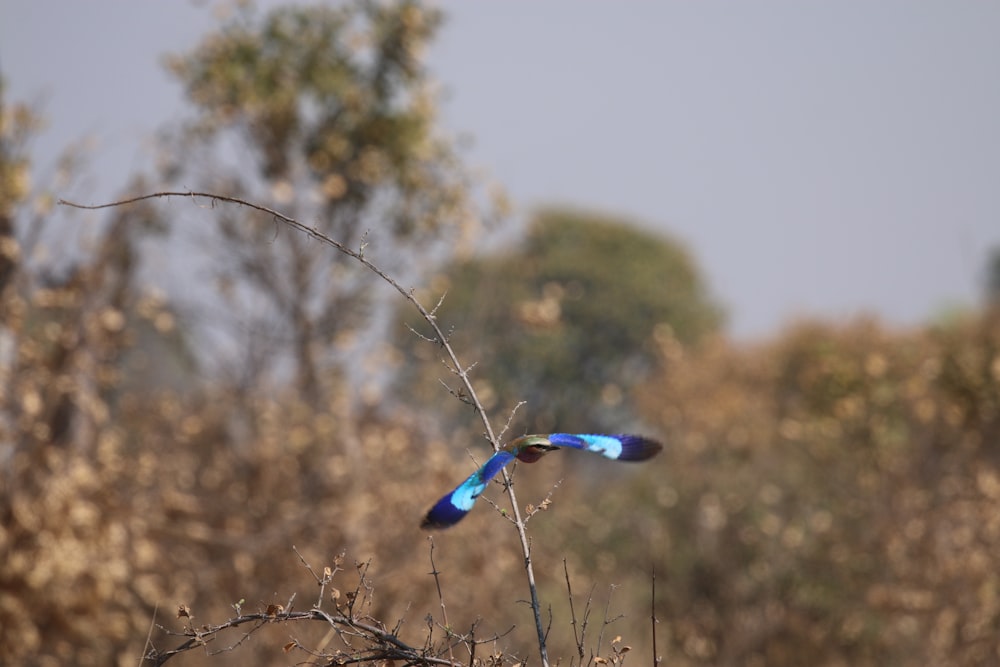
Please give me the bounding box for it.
[511,435,560,463]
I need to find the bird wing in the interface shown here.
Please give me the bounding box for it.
[546,433,663,461]
[421,450,515,529]
[421,434,662,529]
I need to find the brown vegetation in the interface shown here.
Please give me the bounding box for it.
[4,3,999,662]
[5,198,999,665]
[631,314,1000,666]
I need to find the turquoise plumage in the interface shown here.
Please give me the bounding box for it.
[421,433,662,529]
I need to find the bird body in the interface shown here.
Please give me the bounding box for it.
[421,433,662,529]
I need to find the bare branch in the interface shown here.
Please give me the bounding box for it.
[564,560,586,666]
[429,290,449,318]
[437,378,475,406]
[408,323,441,344]
[427,537,456,666]
[524,479,562,524]
[595,585,622,661]
[498,401,527,440]
[651,568,661,667]
[138,603,159,667]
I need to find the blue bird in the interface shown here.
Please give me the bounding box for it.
[421,433,662,529]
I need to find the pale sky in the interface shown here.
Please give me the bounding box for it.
[3,1,999,338]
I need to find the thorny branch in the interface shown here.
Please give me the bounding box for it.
[564,560,594,666]
[60,191,552,667]
[149,606,461,666]
[143,549,514,666]
[650,568,661,667]
[428,538,456,666]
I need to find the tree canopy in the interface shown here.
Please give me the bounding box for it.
[161,1,484,403]
[395,207,724,434]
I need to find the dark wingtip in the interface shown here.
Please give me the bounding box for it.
[420,497,468,530]
[615,434,663,461]
[420,516,446,530]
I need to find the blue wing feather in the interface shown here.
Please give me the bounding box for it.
[421,451,515,529]
[548,433,662,461]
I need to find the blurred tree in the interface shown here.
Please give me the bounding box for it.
[985,245,1000,308]
[626,316,1000,667]
[394,207,724,435]
[0,80,31,295]
[0,79,193,665]
[161,1,487,408]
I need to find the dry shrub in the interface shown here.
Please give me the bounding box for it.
[629,314,1000,667]
[6,237,1000,667]
[5,169,999,667]
[2,334,532,666]
[0,217,559,665]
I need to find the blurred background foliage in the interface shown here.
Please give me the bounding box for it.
[392,206,724,437]
[158,0,491,408]
[3,3,1000,666]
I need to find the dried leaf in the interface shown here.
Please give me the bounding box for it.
[612,636,622,644]
[324,566,333,578]
[594,657,608,664]
[331,587,341,601]
[176,604,192,619]
[619,646,632,654]
[283,641,297,653]
[265,603,283,617]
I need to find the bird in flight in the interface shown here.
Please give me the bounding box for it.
[421,433,662,529]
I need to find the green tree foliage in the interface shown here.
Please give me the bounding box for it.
[395,207,724,434]
[985,245,1000,308]
[161,1,483,403]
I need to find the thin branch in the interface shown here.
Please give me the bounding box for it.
[651,568,661,667]
[138,603,159,667]
[564,561,588,667]
[524,479,562,524]
[498,400,527,440]
[467,623,476,667]
[292,546,345,611]
[595,585,622,661]
[408,323,440,344]
[429,289,449,318]
[437,378,475,406]
[428,537,456,666]
[481,493,518,526]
